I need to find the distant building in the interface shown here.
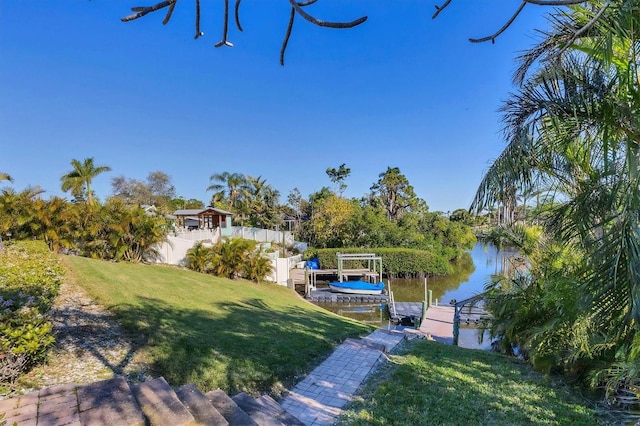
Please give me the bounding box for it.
[173,208,232,236]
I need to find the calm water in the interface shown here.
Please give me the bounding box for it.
[315,242,518,327]
[390,242,520,305]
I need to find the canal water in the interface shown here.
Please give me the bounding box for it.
[314,242,519,332]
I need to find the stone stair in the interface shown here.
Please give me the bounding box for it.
[0,329,411,425]
[0,377,302,426]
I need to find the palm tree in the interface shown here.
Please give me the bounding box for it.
[471,2,640,401]
[60,157,111,204]
[206,171,247,212]
[244,175,282,228]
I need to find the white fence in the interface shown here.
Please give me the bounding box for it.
[266,254,303,285]
[156,236,211,266]
[172,229,220,243]
[156,227,301,286]
[231,226,294,246]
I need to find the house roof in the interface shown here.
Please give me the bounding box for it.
[173,208,232,216]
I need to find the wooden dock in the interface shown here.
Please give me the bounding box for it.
[307,288,389,303]
[389,302,490,347]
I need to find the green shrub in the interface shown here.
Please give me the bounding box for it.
[306,247,453,277]
[0,241,64,384]
[186,238,274,282]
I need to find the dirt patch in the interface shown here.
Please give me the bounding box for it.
[10,273,150,395]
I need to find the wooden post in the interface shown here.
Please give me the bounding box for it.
[428,290,433,307]
[453,305,460,346]
[421,301,427,326]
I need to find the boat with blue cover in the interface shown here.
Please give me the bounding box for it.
[328,280,385,295]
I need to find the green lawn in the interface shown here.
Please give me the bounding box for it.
[340,340,600,425]
[61,255,372,396]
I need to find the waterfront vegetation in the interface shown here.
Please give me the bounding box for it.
[307,247,456,277]
[470,2,640,417]
[341,340,600,425]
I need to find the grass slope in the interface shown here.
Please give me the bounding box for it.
[341,340,599,425]
[61,255,372,396]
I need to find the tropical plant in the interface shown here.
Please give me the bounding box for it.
[99,199,169,262]
[185,241,211,273]
[0,186,45,239]
[471,1,640,410]
[243,175,282,229]
[206,171,247,212]
[60,157,111,204]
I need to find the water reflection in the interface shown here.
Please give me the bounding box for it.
[390,242,520,305]
[314,243,518,330]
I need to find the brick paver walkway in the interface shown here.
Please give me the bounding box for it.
[281,329,405,426]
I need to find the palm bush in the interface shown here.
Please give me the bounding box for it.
[187,238,274,282]
[472,2,640,412]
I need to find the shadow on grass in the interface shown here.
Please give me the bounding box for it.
[343,340,599,426]
[110,296,371,396]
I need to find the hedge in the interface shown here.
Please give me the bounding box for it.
[0,241,64,386]
[306,247,453,277]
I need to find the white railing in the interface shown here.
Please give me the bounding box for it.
[231,226,294,245]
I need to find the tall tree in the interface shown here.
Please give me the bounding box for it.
[206,171,247,212]
[370,167,418,222]
[244,175,282,229]
[326,163,351,197]
[61,157,111,204]
[111,171,176,211]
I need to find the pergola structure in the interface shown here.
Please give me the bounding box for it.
[173,208,232,231]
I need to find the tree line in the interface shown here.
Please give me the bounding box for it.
[0,159,476,265]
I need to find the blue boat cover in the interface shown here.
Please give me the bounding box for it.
[329,280,385,291]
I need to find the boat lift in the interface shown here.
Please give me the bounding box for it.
[336,253,383,283]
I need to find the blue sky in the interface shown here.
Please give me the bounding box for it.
[0,1,551,213]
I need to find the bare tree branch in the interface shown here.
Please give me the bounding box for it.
[214,0,233,48]
[162,0,177,25]
[287,0,367,29]
[122,0,366,64]
[432,0,452,20]
[194,0,202,39]
[281,7,296,66]
[524,0,588,5]
[121,0,605,64]
[122,1,175,22]
[469,2,527,44]
[556,0,611,56]
[432,0,592,46]
[234,0,243,32]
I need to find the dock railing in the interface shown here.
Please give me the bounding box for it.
[452,293,490,346]
[388,280,397,318]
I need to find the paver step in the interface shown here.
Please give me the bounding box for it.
[343,337,387,352]
[206,389,258,426]
[231,392,304,426]
[255,395,305,426]
[232,392,286,426]
[78,377,146,426]
[131,377,195,426]
[175,384,229,426]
